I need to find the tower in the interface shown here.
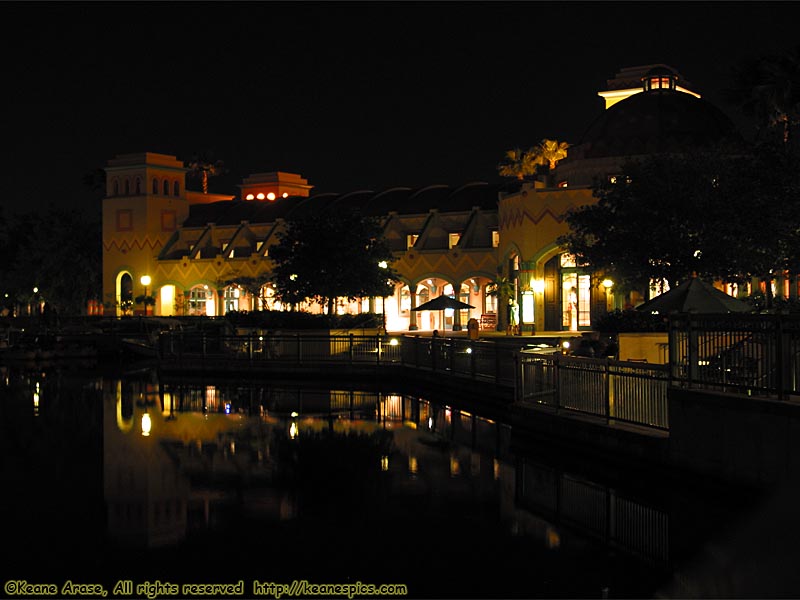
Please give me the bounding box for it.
[102,153,189,315]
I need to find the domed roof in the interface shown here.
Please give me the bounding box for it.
[573,88,740,160]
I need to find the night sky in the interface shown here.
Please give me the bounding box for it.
[2,1,795,214]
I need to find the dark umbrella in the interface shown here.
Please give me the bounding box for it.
[411,295,475,311]
[636,277,751,314]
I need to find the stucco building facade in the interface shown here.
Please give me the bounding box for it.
[102,64,739,332]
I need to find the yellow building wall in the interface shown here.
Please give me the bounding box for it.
[498,183,595,264]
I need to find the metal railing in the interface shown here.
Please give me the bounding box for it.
[518,353,670,430]
[158,332,516,388]
[159,332,669,429]
[399,335,517,387]
[159,332,402,367]
[669,313,800,400]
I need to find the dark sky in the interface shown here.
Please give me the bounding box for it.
[2,1,795,214]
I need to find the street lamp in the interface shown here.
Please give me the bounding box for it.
[140,275,151,316]
[602,278,614,311]
[378,261,389,334]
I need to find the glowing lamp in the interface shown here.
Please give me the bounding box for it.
[141,413,152,436]
[267,192,276,201]
[256,192,265,200]
[602,279,614,289]
[140,275,151,287]
[282,192,288,198]
[531,279,545,293]
[245,193,255,200]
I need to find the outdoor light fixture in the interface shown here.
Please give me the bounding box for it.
[602,279,614,289]
[282,192,288,198]
[246,193,255,200]
[141,412,152,437]
[256,193,265,200]
[378,261,388,269]
[140,275,151,316]
[33,287,38,294]
[267,192,276,200]
[531,279,545,293]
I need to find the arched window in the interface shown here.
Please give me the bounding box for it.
[152,178,159,194]
[173,181,180,196]
[135,178,142,195]
[163,180,169,195]
[113,180,119,196]
[224,285,241,313]
[124,179,130,195]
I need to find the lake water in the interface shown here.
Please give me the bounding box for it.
[0,362,766,599]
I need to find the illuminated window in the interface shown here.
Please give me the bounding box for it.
[407,234,418,249]
[492,230,499,248]
[562,273,591,329]
[560,253,577,268]
[162,180,169,195]
[485,284,497,314]
[188,285,211,316]
[449,233,461,249]
[173,181,180,196]
[152,178,158,194]
[224,285,240,313]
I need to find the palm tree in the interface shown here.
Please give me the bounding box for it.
[497,147,542,180]
[486,275,515,300]
[186,152,228,194]
[538,139,570,170]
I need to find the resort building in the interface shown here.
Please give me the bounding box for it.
[101,64,741,332]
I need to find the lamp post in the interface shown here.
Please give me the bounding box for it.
[378,261,388,334]
[602,278,614,311]
[140,275,151,316]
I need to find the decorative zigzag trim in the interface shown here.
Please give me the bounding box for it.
[103,238,164,252]
[498,206,570,229]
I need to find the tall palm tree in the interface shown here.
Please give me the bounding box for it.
[186,152,228,194]
[497,147,542,180]
[538,139,570,170]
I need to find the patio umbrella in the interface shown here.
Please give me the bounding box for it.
[636,277,751,314]
[411,295,475,311]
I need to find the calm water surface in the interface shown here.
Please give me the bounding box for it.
[0,363,765,599]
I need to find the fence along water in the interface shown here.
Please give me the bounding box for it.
[518,353,670,430]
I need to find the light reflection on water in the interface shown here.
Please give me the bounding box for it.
[0,365,758,598]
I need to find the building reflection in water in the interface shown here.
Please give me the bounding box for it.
[98,371,671,566]
[1,364,671,572]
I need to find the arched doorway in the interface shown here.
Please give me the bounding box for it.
[116,272,133,316]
